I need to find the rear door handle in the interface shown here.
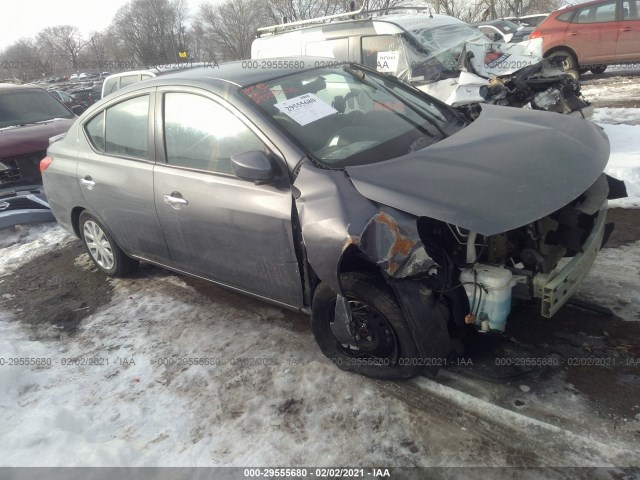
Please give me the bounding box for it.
[163,192,189,210]
[620,27,631,32]
[568,31,579,36]
[80,176,96,189]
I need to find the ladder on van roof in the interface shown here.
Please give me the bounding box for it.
[256,3,433,35]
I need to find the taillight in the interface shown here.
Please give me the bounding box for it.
[529,30,541,39]
[40,156,53,173]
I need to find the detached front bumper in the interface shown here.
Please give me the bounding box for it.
[0,186,55,230]
[532,205,608,318]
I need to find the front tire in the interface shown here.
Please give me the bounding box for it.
[79,211,138,277]
[590,65,607,75]
[311,272,421,379]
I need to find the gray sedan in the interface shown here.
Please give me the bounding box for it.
[42,58,625,379]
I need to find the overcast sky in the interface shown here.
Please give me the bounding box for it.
[0,0,210,50]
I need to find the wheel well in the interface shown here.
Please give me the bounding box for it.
[339,245,381,278]
[71,207,85,238]
[544,46,578,63]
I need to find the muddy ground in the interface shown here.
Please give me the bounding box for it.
[581,69,640,110]
[2,208,639,443]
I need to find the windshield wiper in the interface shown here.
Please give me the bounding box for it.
[343,66,378,91]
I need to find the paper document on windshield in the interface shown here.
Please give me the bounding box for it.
[275,93,337,126]
[376,51,399,73]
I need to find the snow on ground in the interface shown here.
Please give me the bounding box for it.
[592,108,640,208]
[0,224,73,277]
[592,107,640,126]
[1,226,638,467]
[581,73,640,107]
[576,240,640,321]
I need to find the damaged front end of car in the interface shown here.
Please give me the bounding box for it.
[294,104,626,368]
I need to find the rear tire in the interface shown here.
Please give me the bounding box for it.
[79,211,138,277]
[311,272,421,379]
[548,49,580,80]
[590,65,607,75]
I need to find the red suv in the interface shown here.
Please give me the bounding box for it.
[530,0,640,77]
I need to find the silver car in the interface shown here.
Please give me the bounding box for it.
[42,58,625,379]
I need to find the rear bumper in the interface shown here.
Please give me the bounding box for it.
[532,205,607,318]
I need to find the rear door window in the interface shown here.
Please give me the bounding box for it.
[622,0,640,19]
[557,11,576,23]
[103,95,150,158]
[576,0,617,23]
[85,112,105,151]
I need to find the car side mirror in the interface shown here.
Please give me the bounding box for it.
[231,150,274,183]
[71,105,86,116]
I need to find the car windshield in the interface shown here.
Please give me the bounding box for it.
[240,65,464,168]
[403,23,486,82]
[0,89,74,129]
[408,23,484,56]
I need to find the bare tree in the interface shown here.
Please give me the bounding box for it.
[112,0,190,66]
[494,0,561,17]
[0,39,48,81]
[197,0,264,61]
[37,26,88,71]
[76,28,130,72]
[261,0,343,24]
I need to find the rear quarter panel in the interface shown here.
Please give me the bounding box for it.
[43,123,83,235]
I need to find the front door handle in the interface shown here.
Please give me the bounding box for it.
[80,176,96,190]
[163,192,189,210]
[620,27,631,32]
[568,31,579,36]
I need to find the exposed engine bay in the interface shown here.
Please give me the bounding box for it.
[415,174,623,333]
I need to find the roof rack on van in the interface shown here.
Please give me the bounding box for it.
[256,4,432,35]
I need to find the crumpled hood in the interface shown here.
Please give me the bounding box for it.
[345,104,610,236]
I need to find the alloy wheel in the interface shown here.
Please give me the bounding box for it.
[83,220,115,270]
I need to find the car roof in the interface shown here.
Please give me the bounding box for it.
[256,12,467,38]
[144,57,350,91]
[373,13,470,30]
[0,83,45,93]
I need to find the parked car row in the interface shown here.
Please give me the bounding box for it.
[47,89,89,113]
